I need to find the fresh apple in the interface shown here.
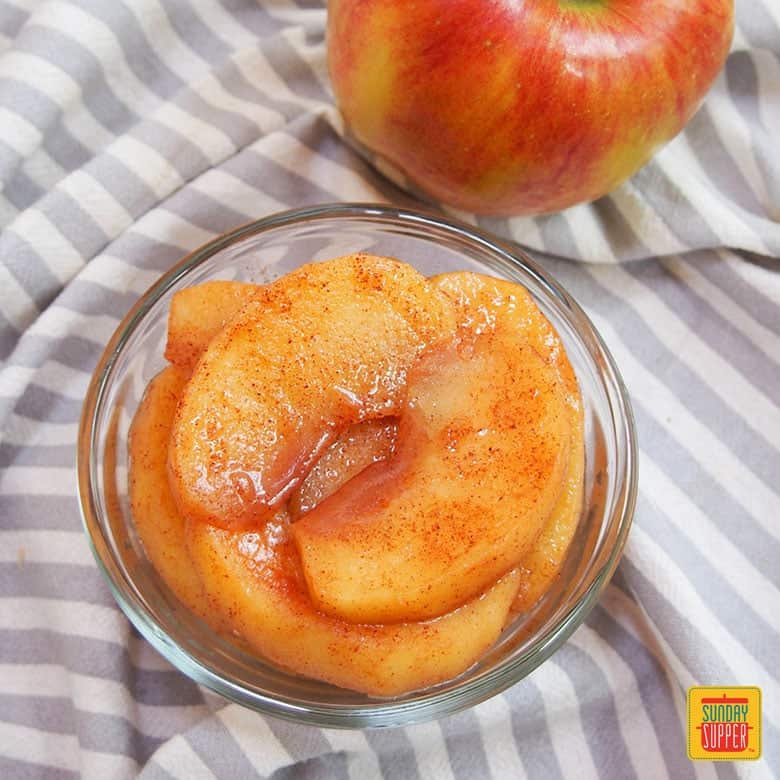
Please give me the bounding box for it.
[328,0,734,215]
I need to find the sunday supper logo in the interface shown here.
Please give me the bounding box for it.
[687,687,762,760]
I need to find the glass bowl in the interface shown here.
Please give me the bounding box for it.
[78,203,637,728]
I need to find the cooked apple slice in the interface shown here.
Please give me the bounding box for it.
[293,273,576,624]
[164,280,259,371]
[433,272,581,407]
[289,418,398,516]
[169,255,456,530]
[293,341,570,624]
[128,367,216,623]
[188,515,520,696]
[512,415,584,614]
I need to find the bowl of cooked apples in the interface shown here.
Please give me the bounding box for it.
[78,204,637,728]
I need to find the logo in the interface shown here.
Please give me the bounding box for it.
[688,687,761,761]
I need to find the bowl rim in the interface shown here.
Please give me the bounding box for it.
[77,202,638,728]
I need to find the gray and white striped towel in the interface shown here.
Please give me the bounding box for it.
[0,1,777,777]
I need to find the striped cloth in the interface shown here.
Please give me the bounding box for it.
[0,0,777,777]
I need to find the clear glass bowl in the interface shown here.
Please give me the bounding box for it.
[78,204,637,728]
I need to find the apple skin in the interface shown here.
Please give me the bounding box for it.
[327,0,734,216]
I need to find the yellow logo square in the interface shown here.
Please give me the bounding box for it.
[688,687,761,760]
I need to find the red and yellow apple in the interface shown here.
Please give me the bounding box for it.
[328,0,734,215]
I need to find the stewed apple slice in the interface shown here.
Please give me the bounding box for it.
[512,415,584,614]
[289,418,398,516]
[293,273,577,624]
[169,254,456,530]
[165,275,400,520]
[188,516,520,696]
[435,273,586,616]
[128,367,215,623]
[164,280,258,371]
